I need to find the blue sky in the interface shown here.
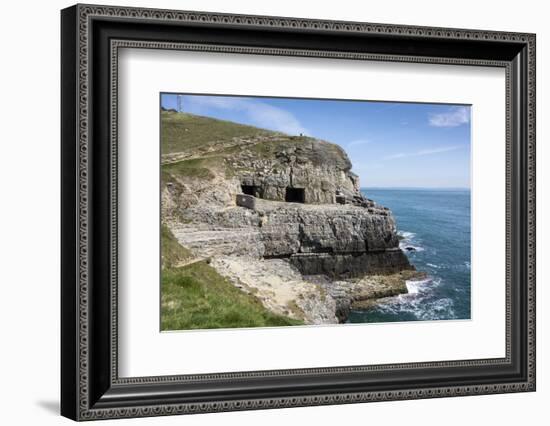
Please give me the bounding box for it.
[161,94,471,188]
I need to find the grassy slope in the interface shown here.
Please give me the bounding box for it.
[161,226,303,330]
[162,158,216,181]
[161,224,193,269]
[161,112,323,185]
[161,111,281,182]
[161,110,277,155]
[161,111,349,183]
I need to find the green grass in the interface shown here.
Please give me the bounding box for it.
[161,226,304,330]
[161,224,193,269]
[161,110,278,155]
[162,158,216,180]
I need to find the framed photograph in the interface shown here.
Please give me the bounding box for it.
[61,4,536,421]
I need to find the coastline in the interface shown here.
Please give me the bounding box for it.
[159,112,469,329]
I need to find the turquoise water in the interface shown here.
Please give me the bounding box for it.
[348,188,471,323]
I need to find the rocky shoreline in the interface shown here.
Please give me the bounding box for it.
[167,206,423,324]
[310,270,427,322]
[163,241,426,324]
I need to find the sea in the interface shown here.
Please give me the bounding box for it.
[347,188,471,323]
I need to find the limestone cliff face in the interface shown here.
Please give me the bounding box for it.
[233,137,359,204]
[257,201,411,277]
[177,200,412,277]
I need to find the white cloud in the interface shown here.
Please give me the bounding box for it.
[186,96,309,135]
[384,145,460,160]
[347,139,371,148]
[429,106,470,127]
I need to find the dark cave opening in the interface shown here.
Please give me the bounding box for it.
[241,184,259,197]
[285,187,305,203]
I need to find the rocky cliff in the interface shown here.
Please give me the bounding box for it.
[234,136,359,204]
[182,200,412,277]
[161,111,417,323]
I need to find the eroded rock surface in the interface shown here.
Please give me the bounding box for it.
[210,256,338,324]
[172,200,412,278]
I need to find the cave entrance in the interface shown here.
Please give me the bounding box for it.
[285,187,305,203]
[241,184,259,197]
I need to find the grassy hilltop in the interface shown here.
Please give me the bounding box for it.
[161,109,278,155]
[161,110,281,183]
[160,110,350,183]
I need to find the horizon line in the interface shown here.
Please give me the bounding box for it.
[361,186,471,190]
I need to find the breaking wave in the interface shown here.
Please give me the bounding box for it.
[372,277,456,321]
[398,230,425,253]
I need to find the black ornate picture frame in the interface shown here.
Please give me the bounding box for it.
[61,4,536,421]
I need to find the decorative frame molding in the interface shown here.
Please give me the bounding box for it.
[61,3,535,421]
